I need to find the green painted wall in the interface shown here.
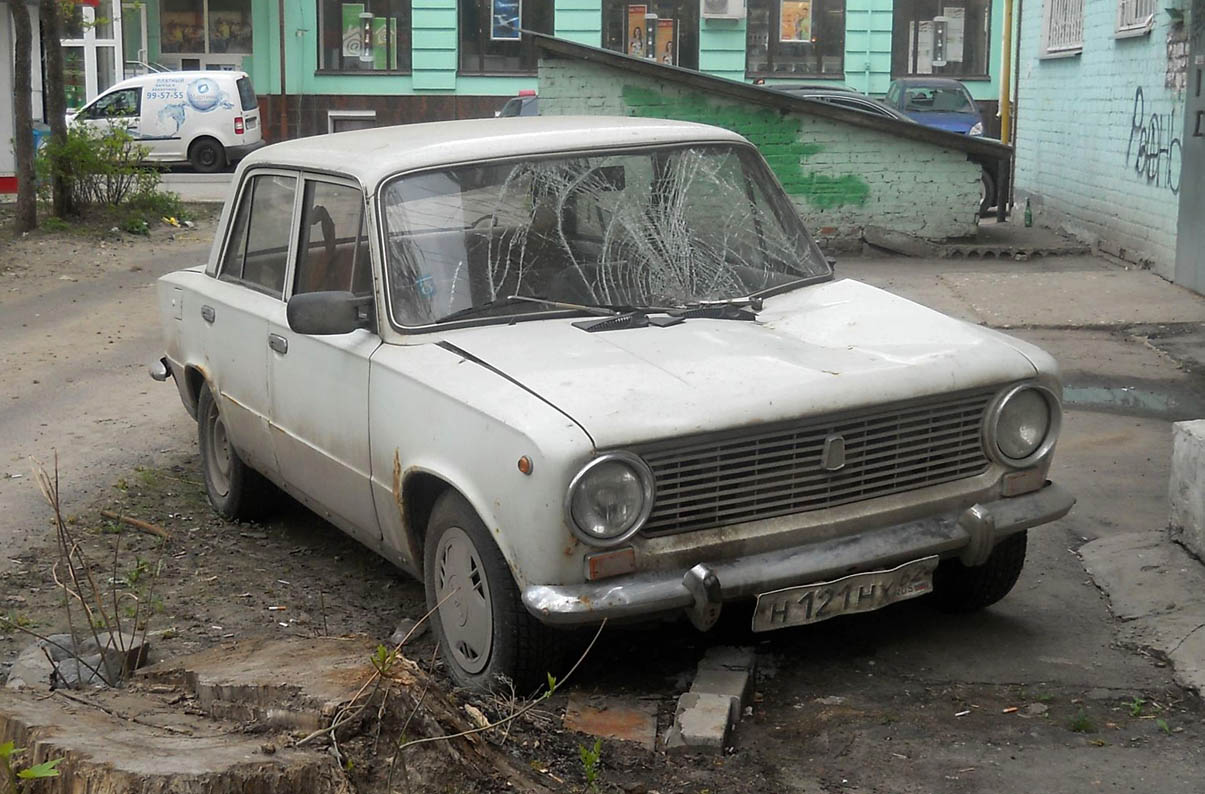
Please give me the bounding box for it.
[698,18,746,81]
[538,56,981,247]
[555,0,602,45]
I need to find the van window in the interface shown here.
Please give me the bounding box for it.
[82,88,141,120]
[236,77,258,112]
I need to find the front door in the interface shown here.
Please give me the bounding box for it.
[61,0,124,109]
[1175,8,1205,294]
[267,175,381,544]
[122,2,150,75]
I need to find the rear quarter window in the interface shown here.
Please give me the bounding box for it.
[236,77,258,112]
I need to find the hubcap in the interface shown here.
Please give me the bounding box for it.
[434,526,493,675]
[204,404,232,497]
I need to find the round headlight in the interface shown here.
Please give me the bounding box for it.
[566,452,654,546]
[990,385,1060,465]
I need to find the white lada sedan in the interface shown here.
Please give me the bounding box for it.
[153,116,1075,690]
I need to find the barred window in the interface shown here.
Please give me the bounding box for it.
[1116,0,1155,36]
[1042,0,1083,54]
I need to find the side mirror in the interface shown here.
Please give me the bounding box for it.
[287,291,374,335]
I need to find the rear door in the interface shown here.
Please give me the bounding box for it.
[265,174,381,544]
[235,75,262,144]
[204,169,300,478]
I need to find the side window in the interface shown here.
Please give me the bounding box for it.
[218,173,296,296]
[85,88,140,119]
[294,181,372,297]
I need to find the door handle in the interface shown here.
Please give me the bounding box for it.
[200,304,215,323]
[268,333,288,354]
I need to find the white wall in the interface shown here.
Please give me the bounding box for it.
[2,3,46,180]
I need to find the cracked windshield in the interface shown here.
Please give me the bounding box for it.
[380,144,828,325]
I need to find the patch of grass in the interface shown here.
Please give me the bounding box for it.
[1156,718,1172,736]
[1069,710,1097,734]
[578,738,603,794]
[40,216,70,233]
[135,467,160,489]
[0,612,34,634]
[1123,697,1145,717]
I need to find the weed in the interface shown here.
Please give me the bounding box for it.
[1,740,63,791]
[135,467,160,488]
[123,556,151,588]
[0,613,33,634]
[1156,718,1172,735]
[1124,697,1145,717]
[121,216,149,236]
[39,216,70,233]
[578,738,603,793]
[1069,711,1097,733]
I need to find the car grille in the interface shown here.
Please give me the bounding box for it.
[637,388,996,536]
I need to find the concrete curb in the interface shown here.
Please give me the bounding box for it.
[1079,531,1205,695]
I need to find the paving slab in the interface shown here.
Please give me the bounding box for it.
[563,693,658,750]
[1079,531,1205,694]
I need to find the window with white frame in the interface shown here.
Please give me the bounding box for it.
[1041,0,1083,54]
[1116,0,1156,36]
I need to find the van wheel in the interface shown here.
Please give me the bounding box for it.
[189,138,226,173]
[423,491,560,693]
[197,384,274,520]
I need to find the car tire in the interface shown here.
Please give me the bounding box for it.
[423,491,559,693]
[189,137,227,173]
[931,530,1027,613]
[979,167,997,217]
[197,384,275,521]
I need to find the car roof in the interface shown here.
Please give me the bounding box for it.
[105,70,249,94]
[890,77,970,90]
[768,83,857,93]
[239,116,749,188]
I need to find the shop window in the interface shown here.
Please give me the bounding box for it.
[746,0,845,78]
[161,0,251,55]
[602,0,699,70]
[891,0,991,77]
[319,0,412,72]
[459,0,553,75]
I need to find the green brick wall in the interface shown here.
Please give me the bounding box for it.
[539,57,981,247]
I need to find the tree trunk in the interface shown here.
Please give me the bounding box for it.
[6,0,37,234]
[40,0,73,217]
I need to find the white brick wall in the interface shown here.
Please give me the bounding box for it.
[1016,1,1183,277]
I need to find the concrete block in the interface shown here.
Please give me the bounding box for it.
[1170,420,1205,561]
[689,667,751,710]
[663,692,739,751]
[698,645,755,673]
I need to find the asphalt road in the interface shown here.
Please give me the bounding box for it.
[1,238,1203,792]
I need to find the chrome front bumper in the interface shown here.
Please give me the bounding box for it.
[522,482,1074,626]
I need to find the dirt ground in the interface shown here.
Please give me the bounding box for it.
[2,211,1204,794]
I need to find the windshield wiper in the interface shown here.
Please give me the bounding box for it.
[436,294,606,324]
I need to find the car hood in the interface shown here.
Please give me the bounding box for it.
[904,110,980,133]
[438,279,1039,448]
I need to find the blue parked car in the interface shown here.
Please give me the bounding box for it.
[883,77,984,136]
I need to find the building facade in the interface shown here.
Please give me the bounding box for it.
[25,0,1013,138]
[1014,0,1200,287]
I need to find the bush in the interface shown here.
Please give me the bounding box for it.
[37,123,160,210]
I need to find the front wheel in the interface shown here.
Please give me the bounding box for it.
[197,384,274,521]
[189,137,227,173]
[423,492,559,692]
[931,530,1027,613]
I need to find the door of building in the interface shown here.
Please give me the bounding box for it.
[1176,11,1204,295]
[61,0,125,109]
[122,2,150,75]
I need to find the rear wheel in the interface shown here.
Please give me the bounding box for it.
[932,530,1027,613]
[197,384,274,520]
[189,137,226,173]
[423,491,559,692]
[979,167,997,217]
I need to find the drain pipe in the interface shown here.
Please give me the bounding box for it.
[1000,0,1014,144]
[278,0,288,140]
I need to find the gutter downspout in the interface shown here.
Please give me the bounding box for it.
[1001,0,1014,144]
[278,0,288,140]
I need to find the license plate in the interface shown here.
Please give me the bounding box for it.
[752,556,939,632]
[246,117,258,128]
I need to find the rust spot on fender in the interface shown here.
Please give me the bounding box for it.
[564,546,574,556]
[391,449,404,518]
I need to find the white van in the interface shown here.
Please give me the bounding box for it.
[68,71,264,173]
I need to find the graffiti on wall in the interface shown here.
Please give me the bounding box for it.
[1125,87,1182,195]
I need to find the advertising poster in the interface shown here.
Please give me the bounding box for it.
[779,0,812,42]
[372,17,389,69]
[627,4,648,57]
[942,6,965,62]
[341,3,365,57]
[491,0,521,40]
[657,18,675,64]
